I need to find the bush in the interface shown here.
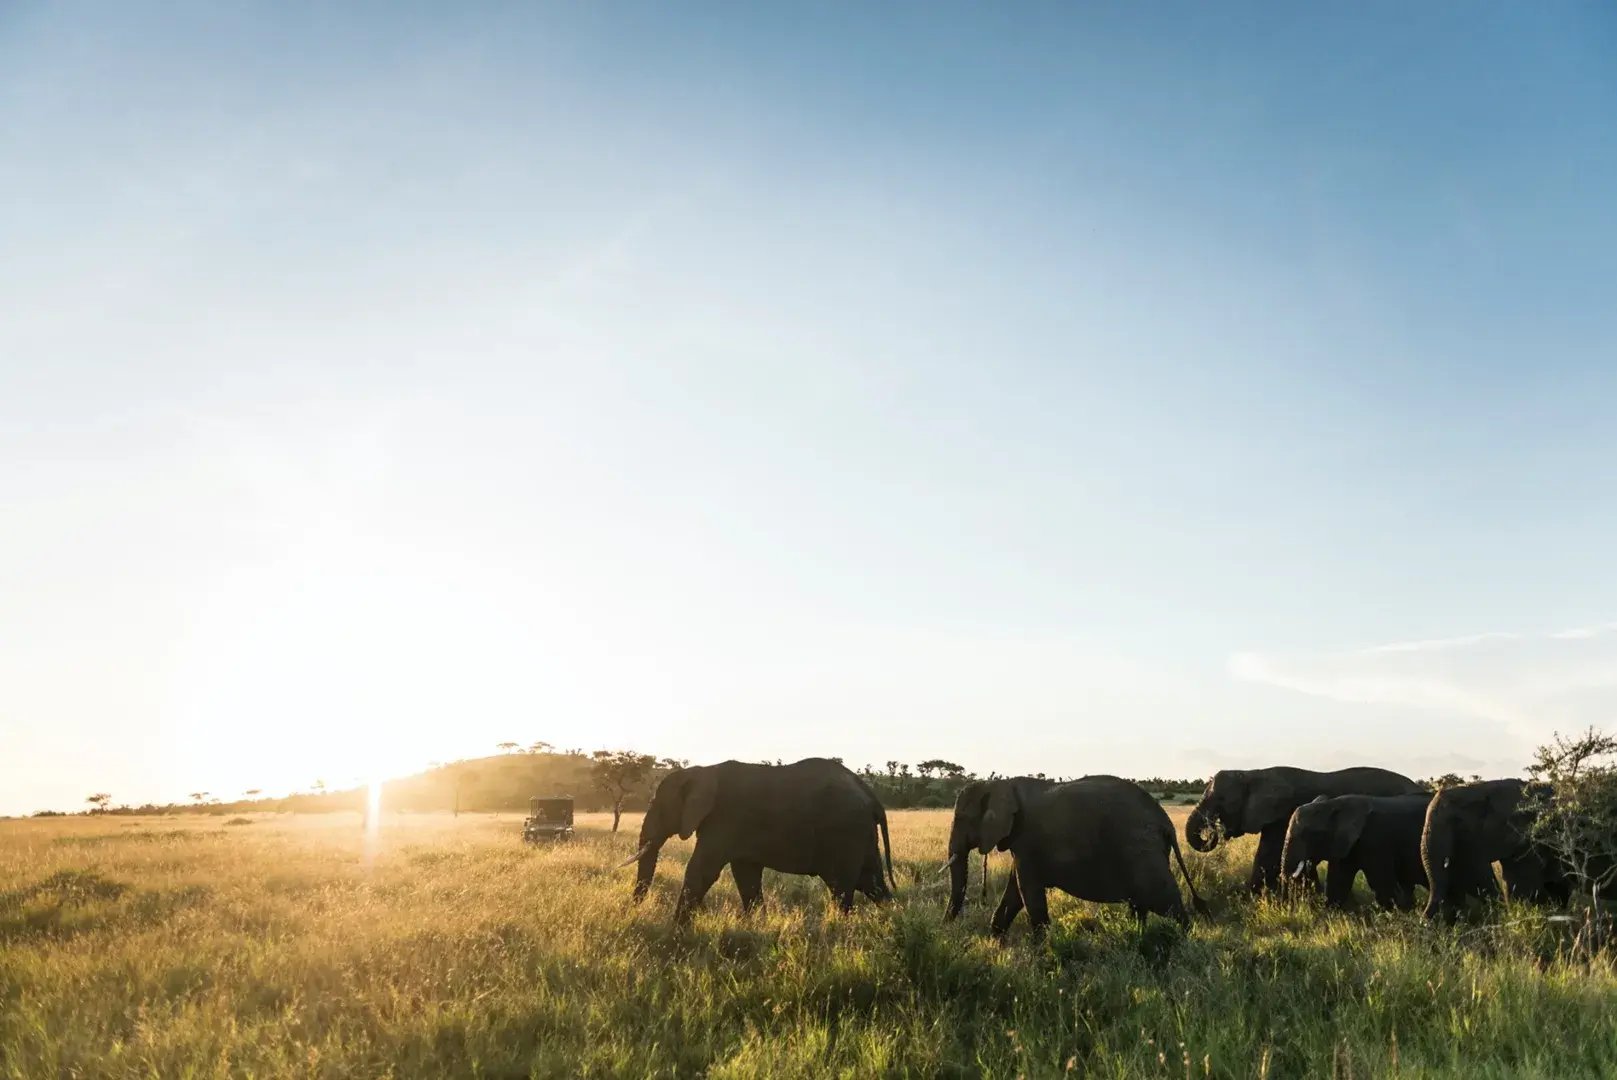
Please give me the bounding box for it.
[1529,729,1617,898]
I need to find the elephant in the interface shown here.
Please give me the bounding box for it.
[942,775,1207,936]
[1186,766,1423,893]
[623,757,894,921]
[1422,778,1570,922]
[1280,793,1495,911]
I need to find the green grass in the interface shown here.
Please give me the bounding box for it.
[1,810,1613,1078]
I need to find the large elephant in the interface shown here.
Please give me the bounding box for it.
[1280,793,1494,911]
[942,775,1206,935]
[1186,766,1423,893]
[624,757,893,921]
[1422,778,1569,922]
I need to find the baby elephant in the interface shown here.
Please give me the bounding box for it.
[1281,794,1434,910]
[943,775,1207,935]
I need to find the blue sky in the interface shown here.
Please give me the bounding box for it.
[3,3,1616,813]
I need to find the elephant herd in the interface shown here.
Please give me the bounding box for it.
[614,757,1577,935]
[1185,766,1575,921]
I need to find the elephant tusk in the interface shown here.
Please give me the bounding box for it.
[937,854,959,878]
[1290,860,1309,880]
[615,843,653,869]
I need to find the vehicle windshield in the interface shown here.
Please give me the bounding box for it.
[530,800,572,822]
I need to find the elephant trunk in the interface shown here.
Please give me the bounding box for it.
[1186,803,1220,853]
[631,840,664,903]
[944,850,969,920]
[1280,828,1308,882]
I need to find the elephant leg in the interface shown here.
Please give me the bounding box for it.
[1382,869,1416,911]
[1423,860,1450,921]
[858,848,890,902]
[1015,865,1051,935]
[989,872,1025,936]
[829,847,867,913]
[1324,861,1357,910]
[730,860,764,913]
[1362,868,1399,911]
[1464,861,1501,902]
[1133,867,1190,931]
[833,882,856,914]
[1154,891,1191,931]
[1251,825,1288,893]
[1427,871,1461,924]
[1429,866,1455,918]
[1130,898,1186,932]
[1428,855,1487,923]
[674,844,727,922]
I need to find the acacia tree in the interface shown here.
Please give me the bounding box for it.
[189,791,210,806]
[1421,772,1481,792]
[528,741,553,755]
[591,750,657,833]
[85,793,111,814]
[1528,728,1617,955]
[496,742,520,754]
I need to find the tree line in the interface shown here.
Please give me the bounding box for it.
[64,746,1510,825]
[59,744,1208,824]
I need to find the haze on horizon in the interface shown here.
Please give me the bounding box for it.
[4,3,1617,815]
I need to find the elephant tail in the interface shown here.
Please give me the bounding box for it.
[878,807,896,892]
[1171,835,1211,918]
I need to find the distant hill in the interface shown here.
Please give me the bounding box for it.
[76,753,659,817]
[377,752,612,814]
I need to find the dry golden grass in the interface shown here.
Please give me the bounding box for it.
[3,807,1614,1078]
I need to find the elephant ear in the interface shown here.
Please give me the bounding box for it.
[1244,778,1296,832]
[977,781,1018,855]
[678,769,719,840]
[1329,800,1370,860]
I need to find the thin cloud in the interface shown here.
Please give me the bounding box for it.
[1230,622,1617,743]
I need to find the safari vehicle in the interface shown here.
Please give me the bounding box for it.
[522,795,575,843]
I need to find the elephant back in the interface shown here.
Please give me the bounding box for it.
[1045,775,1176,849]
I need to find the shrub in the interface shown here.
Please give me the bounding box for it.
[1528,729,1617,899]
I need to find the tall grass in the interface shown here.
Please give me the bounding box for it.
[1,810,1613,1078]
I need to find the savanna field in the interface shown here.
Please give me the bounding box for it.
[3,810,1615,1079]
